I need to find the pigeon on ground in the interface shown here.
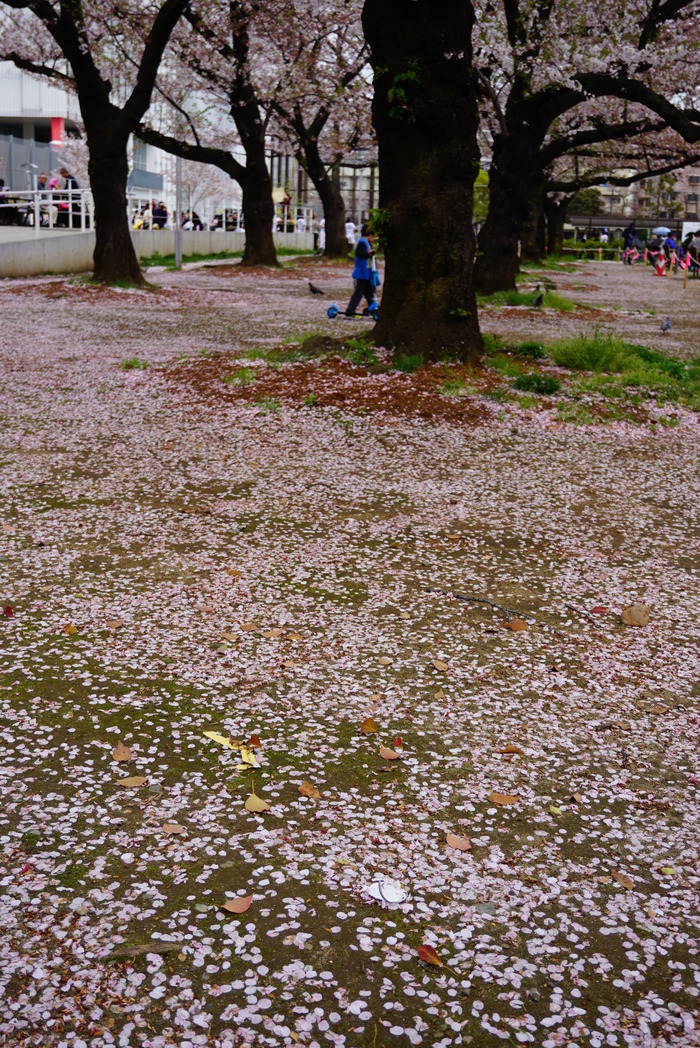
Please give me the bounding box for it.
[660,316,672,334]
[308,281,325,295]
[533,291,544,307]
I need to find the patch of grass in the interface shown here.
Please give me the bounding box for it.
[303,392,319,407]
[479,288,575,310]
[393,351,424,373]
[442,375,476,397]
[256,396,280,416]
[485,386,509,403]
[120,358,148,370]
[139,249,244,269]
[482,333,505,356]
[344,339,378,367]
[511,341,546,360]
[511,373,561,395]
[549,331,700,409]
[487,354,521,378]
[222,367,256,386]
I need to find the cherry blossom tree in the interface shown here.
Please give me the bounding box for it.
[473,0,700,293]
[0,0,189,284]
[262,0,372,258]
[137,0,279,267]
[362,0,482,361]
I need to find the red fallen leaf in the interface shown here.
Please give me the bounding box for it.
[392,736,403,751]
[360,716,378,734]
[417,943,442,966]
[3,605,14,618]
[247,733,262,749]
[506,618,528,631]
[221,894,253,914]
[590,606,607,615]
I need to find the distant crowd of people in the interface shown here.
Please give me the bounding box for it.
[0,167,83,227]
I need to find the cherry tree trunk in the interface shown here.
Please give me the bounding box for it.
[545,197,569,255]
[239,167,277,267]
[522,185,546,262]
[475,131,542,293]
[326,161,349,257]
[87,130,144,285]
[362,0,481,362]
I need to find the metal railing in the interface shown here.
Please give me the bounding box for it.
[0,187,93,233]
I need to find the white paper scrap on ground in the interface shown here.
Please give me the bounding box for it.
[364,873,409,908]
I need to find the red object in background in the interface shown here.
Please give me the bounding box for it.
[590,606,607,615]
[3,605,13,618]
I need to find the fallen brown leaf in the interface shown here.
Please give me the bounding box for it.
[378,656,392,666]
[446,833,472,852]
[226,569,242,578]
[63,622,78,635]
[612,870,634,890]
[488,791,520,806]
[112,741,131,762]
[380,744,400,760]
[299,780,321,799]
[221,895,253,913]
[506,618,528,631]
[106,619,123,629]
[247,733,262,749]
[434,689,446,700]
[497,744,523,755]
[221,631,238,642]
[162,822,186,835]
[117,776,147,788]
[239,621,257,632]
[245,791,271,813]
[286,632,303,641]
[417,943,442,966]
[360,716,378,734]
[432,659,448,671]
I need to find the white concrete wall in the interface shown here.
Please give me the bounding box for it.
[0,229,314,278]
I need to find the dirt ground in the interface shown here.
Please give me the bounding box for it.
[0,256,699,1048]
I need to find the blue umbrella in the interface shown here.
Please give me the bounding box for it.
[652,226,671,235]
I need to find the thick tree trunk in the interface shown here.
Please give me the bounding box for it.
[239,163,277,267]
[362,0,481,362]
[327,161,349,256]
[87,129,144,285]
[545,197,569,255]
[475,130,543,294]
[522,185,546,263]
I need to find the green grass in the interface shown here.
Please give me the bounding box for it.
[511,341,546,360]
[487,354,522,378]
[344,339,378,367]
[548,331,700,409]
[393,352,424,373]
[139,249,244,269]
[120,358,148,370]
[512,373,561,395]
[442,374,476,397]
[303,392,319,407]
[222,367,256,386]
[478,289,575,310]
[256,396,280,415]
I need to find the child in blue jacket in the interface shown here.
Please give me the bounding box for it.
[345,225,377,316]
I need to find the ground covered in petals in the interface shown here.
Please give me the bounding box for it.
[1,257,699,1048]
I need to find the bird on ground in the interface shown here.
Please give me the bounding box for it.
[308,281,325,296]
[533,291,544,307]
[660,316,672,334]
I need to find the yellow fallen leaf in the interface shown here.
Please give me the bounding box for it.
[290,1035,300,1044]
[612,870,634,890]
[117,776,147,788]
[549,805,563,815]
[299,780,322,799]
[488,792,520,805]
[203,731,238,750]
[221,894,253,913]
[380,744,400,760]
[239,745,259,767]
[162,822,186,835]
[226,569,242,578]
[432,659,448,671]
[245,791,271,813]
[360,716,378,734]
[446,833,472,852]
[63,622,78,635]
[112,741,131,762]
[506,618,528,631]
